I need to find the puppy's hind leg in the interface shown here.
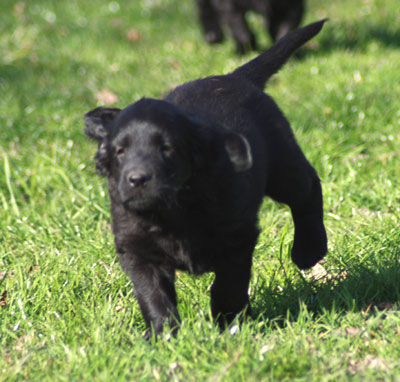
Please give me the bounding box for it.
[266,154,327,270]
[215,2,257,54]
[210,232,258,328]
[196,0,224,44]
[211,259,252,328]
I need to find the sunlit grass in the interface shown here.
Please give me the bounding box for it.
[1,0,399,380]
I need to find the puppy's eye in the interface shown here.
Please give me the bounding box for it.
[116,147,125,156]
[161,144,174,157]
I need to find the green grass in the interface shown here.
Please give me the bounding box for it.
[1,0,400,380]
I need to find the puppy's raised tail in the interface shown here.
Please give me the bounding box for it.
[231,19,327,90]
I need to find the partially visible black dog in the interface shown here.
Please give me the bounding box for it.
[84,20,327,337]
[197,0,304,53]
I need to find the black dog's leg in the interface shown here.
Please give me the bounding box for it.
[290,176,327,269]
[266,0,304,41]
[211,260,252,328]
[121,255,180,336]
[196,0,224,44]
[210,234,257,327]
[215,3,256,54]
[266,152,327,270]
[229,14,257,54]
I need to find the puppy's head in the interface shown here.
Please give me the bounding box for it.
[84,98,252,212]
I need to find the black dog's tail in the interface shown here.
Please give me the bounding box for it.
[231,19,327,90]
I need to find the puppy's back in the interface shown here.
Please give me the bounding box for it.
[165,19,327,127]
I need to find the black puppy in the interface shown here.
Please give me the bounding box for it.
[196,0,304,53]
[84,20,327,336]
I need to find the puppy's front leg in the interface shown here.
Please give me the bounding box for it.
[120,255,180,337]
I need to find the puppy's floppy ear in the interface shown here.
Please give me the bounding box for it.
[224,132,252,172]
[84,107,121,177]
[84,107,121,141]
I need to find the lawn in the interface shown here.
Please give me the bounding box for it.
[1,0,399,380]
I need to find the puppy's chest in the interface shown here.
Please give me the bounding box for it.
[155,226,218,274]
[125,221,219,274]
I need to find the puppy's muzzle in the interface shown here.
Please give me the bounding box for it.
[127,170,152,188]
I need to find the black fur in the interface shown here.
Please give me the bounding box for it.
[84,20,327,336]
[196,0,305,54]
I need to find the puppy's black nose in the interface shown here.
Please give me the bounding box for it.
[127,171,152,187]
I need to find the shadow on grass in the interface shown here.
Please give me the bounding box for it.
[249,18,400,62]
[316,21,399,53]
[251,257,400,327]
[298,19,400,59]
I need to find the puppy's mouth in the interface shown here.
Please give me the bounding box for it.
[118,182,180,213]
[121,196,160,212]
